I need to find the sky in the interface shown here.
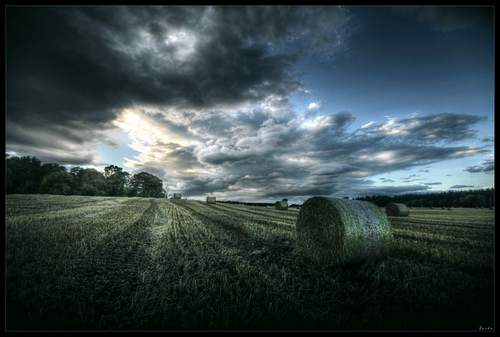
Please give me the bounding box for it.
[6,6,495,202]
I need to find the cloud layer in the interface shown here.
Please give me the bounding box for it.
[6,7,492,201]
[465,159,494,173]
[120,108,488,201]
[7,6,353,164]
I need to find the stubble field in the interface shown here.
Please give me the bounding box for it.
[6,194,495,330]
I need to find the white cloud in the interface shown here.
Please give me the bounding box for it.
[361,121,375,129]
[163,29,199,61]
[307,102,321,110]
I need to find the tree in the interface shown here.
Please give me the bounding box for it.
[6,155,43,194]
[6,165,13,193]
[356,188,495,208]
[128,172,163,197]
[104,165,130,196]
[79,169,106,196]
[5,154,167,198]
[70,166,84,176]
[40,162,66,177]
[40,171,74,195]
[69,166,84,194]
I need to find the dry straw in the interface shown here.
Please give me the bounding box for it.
[296,197,393,265]
[385,203,410,217]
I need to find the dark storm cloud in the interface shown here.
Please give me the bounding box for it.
[464,159,494,173]
[353,185,431,196]
[358,113,485,144]
[200,151,256,166]
[5,121,111,165]
[450,185,474,189]
[6,6,350,163]
[6,6,293,114]
[423,182,442,186]
[395,6,493,32]
[464,166,483,173]
[214,6,352,57]
[401,113,485,143]
[6,145,96,166]
[179,175,243,196]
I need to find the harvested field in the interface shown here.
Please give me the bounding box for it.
[6,195,495,330]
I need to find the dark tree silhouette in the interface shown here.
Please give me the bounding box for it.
[6,154,164,198]
[40,171,74,195]
[5,156,43,194]
[357,188,495,208]
[104,165,130,196]
[128,172,164,198]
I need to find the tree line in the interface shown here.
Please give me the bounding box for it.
[356,188,495,208]
[6,154,165,198]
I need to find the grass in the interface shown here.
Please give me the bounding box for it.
[5,195,495,330]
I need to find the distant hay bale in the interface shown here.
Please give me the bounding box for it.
[275,199,288,210]
[206,196,216,204]
[385,203,410,217]
[173,193,182,199]
[296,197,393,265]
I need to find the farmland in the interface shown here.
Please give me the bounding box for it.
[6,194,495,330]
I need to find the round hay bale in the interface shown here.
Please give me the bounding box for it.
[296,197,393,265]
[385,203,410,217]
[275,200,288,210]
